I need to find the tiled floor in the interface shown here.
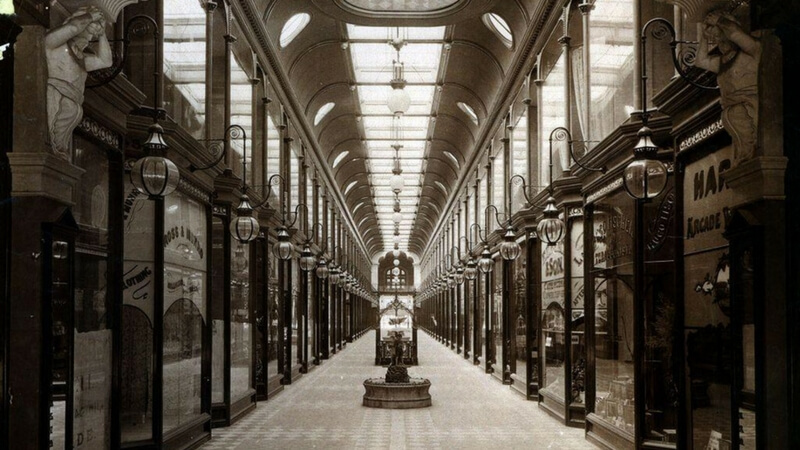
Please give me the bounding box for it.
[201,330,598,450]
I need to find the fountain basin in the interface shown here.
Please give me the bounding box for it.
[362,378,432,409]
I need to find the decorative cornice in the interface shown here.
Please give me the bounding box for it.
[77,116,122,149]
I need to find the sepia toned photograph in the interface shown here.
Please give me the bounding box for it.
[0,0,798,448]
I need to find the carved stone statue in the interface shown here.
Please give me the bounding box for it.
[695,10,760,164]
[45,7,112,161]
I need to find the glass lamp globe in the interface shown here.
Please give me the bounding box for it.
[454,267,465,285]
[131,124,180,199]
[390,173,405,194]
[230,195,260,243]
[316,256,329,279]
[392,212,403,224]
[392,267,400,276]
[536,196,566,246]
[393,259,400,266]
[478,246,494,274]
[387,87,411,115]
[623,126,668,200]
[499,227,521,261]
[392,248,401,257]
[299,243,316,272]
[329,266,340,284]
[624,158,668,200]
[273,227,294,260]
[464,258,478,281]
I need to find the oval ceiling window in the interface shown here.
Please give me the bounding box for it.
[280,13,311,48]
[332,150,349,169]
[352,201,365,214]
[482,13,513,48]
[314,102,335,126]
[457,101,479,126]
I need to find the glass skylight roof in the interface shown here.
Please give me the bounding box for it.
[347,24,446,252]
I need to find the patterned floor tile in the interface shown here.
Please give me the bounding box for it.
[200,331,599,450]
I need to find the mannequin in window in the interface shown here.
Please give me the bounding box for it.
[695,9,760,164]
[45,7,112,161]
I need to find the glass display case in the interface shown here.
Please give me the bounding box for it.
[162,192,208,433]
[586,189,636,447]
[539,238,567,412]
[491,256,504,381]
[511,235,528,395]
[211,205,256,426]
[121,182,156,443]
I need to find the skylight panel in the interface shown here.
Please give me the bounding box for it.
[346,25,446,41]
[344,181,358,195]
[482,13,513,48]
[457,102,479,126]
[352,201,365,214]
[443,151,460,169]
[280,13,311,48]
[434,181,448,195]
[332,151,349,169]
[314,102,335,126]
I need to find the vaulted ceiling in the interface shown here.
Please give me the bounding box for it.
[260,0,542,259]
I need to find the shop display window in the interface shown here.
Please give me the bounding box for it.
[590,190,635,434]
[267,249,280,380]
[570,218,586,406]
[162,192,207,432]
[541,238,566,401]
[492,257,503,376]
[230,239,252,402]
[163,0,207,140]
[513,237,527,381]
[211,216,225,404]
[682,145,736,449]
[122,181,156,442]
[72,137,112,448]
[292,258,302,366]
